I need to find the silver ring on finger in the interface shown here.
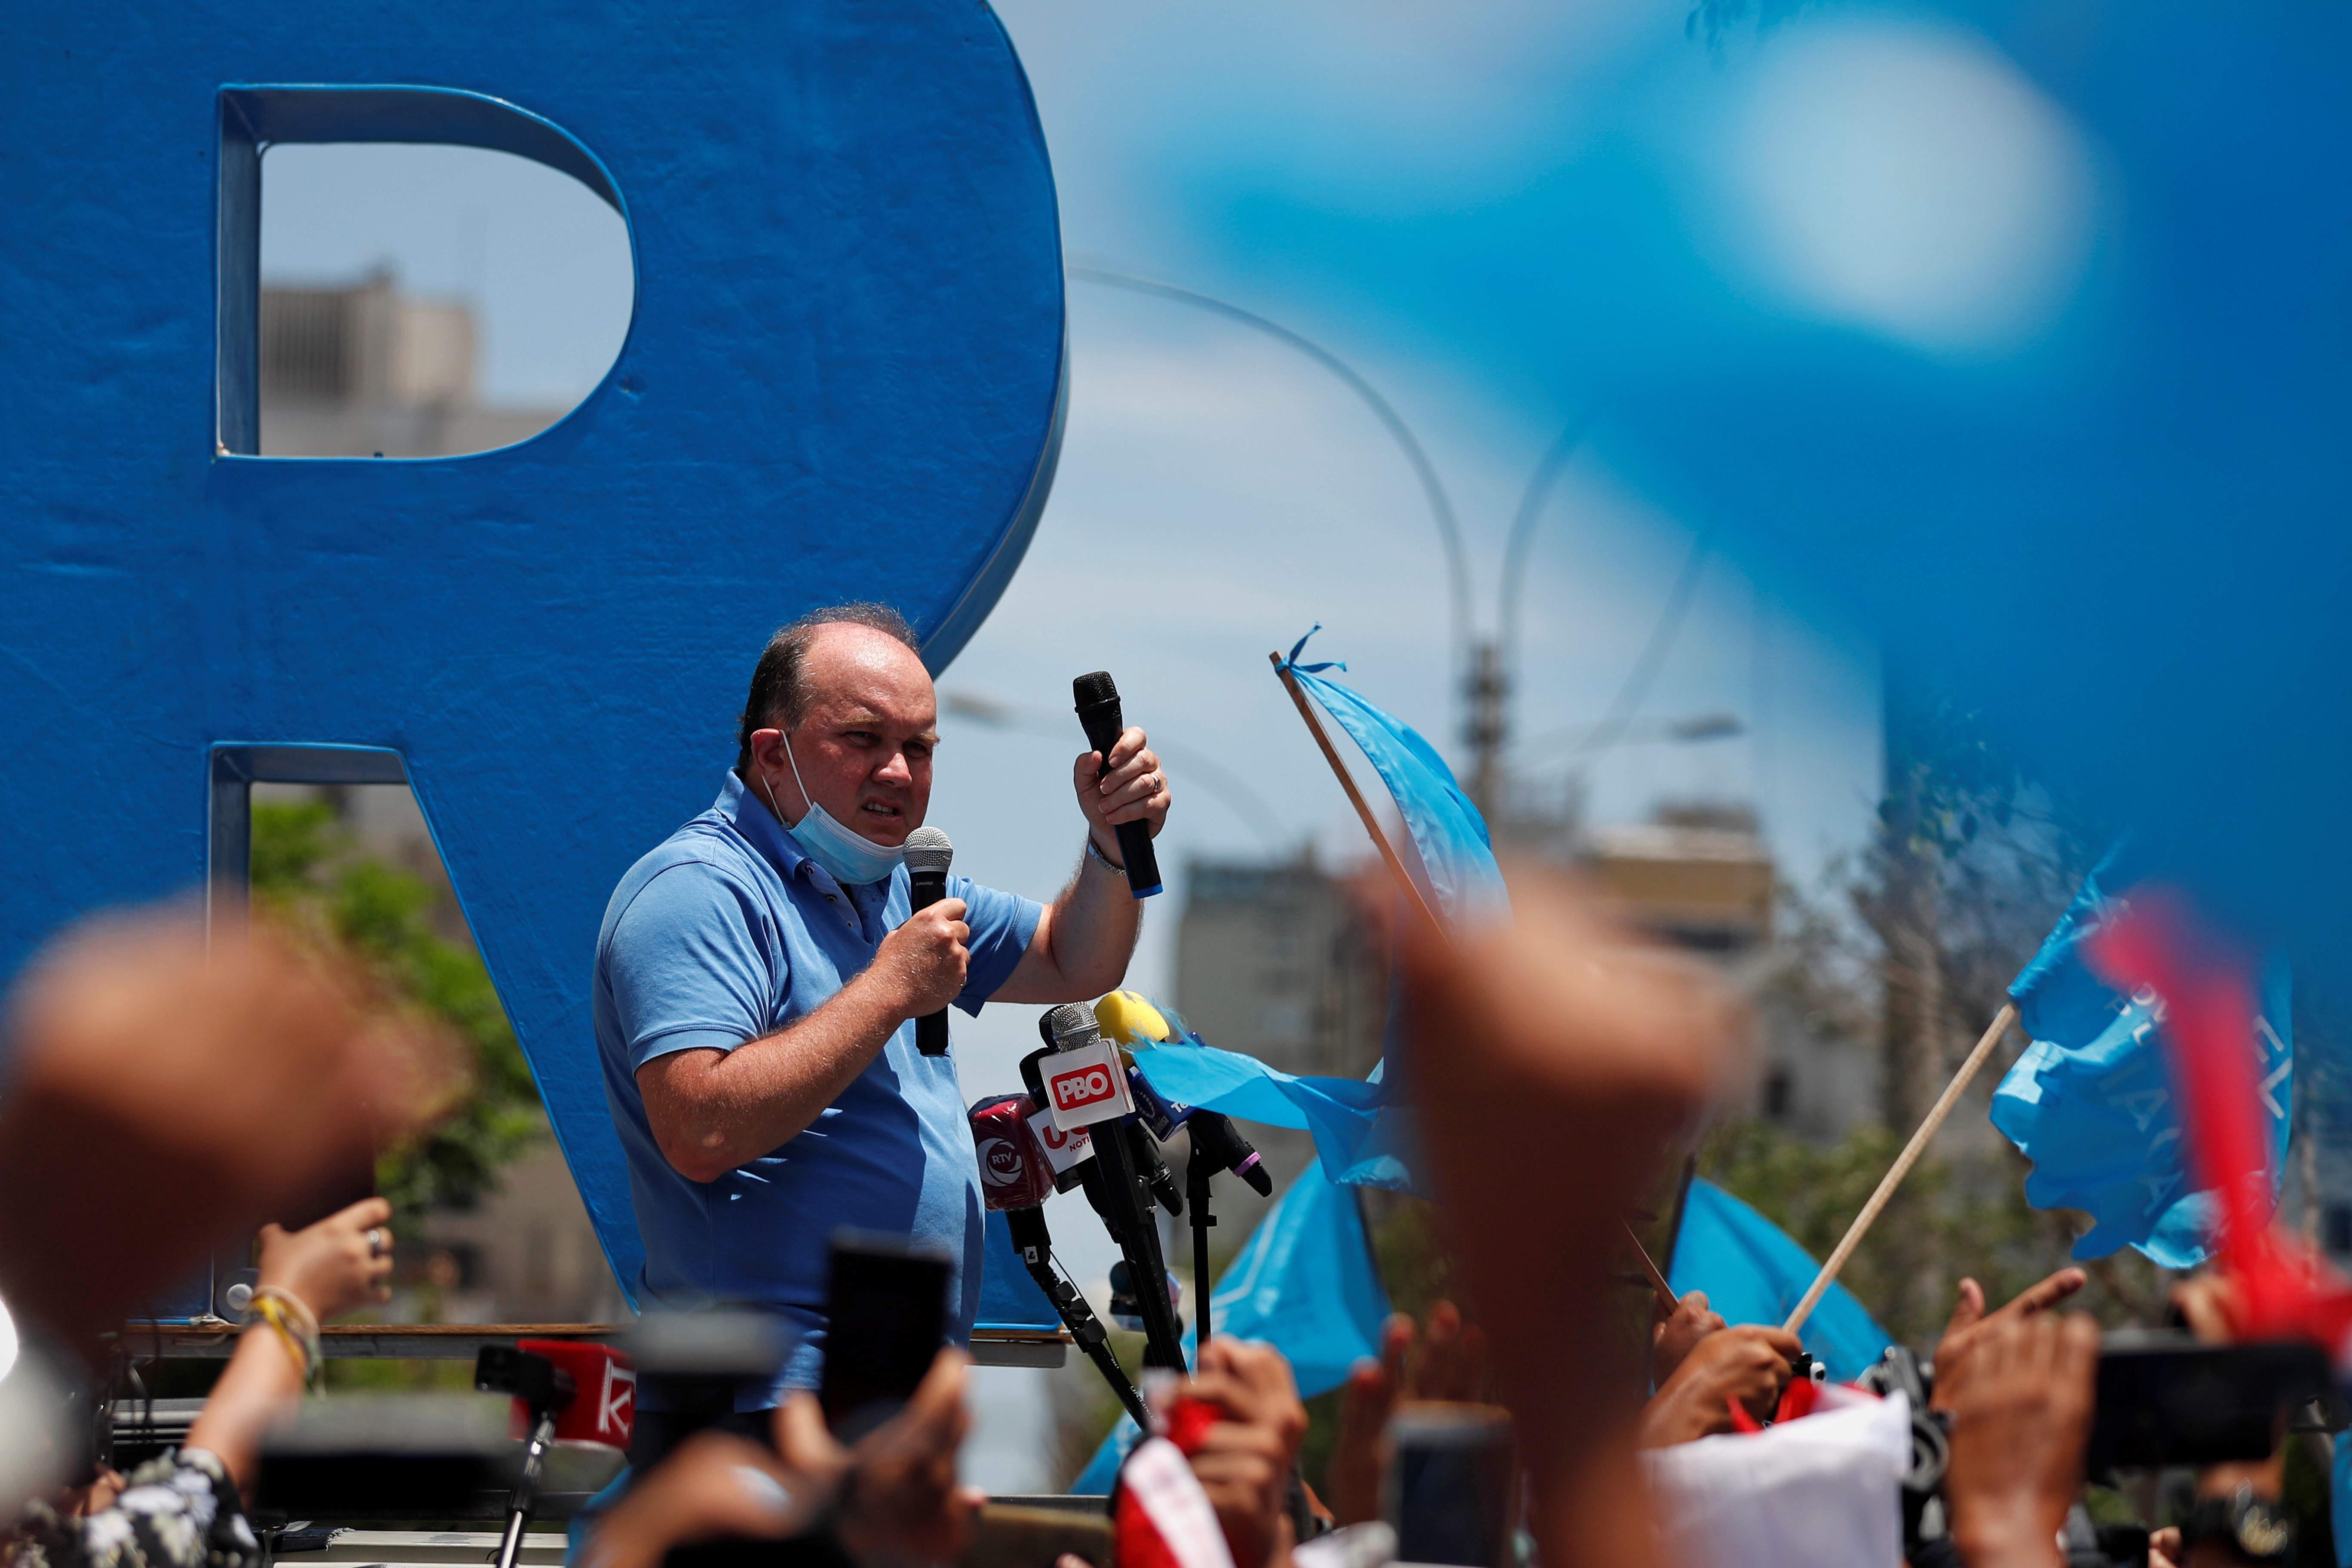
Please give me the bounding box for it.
[366,1227,388,1259]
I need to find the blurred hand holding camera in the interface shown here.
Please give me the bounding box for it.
[777,1348,979,1568]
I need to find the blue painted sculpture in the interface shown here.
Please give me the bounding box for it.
[0,2,1064,1305]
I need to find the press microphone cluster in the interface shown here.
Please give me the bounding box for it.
[993,995,1280,1375]
[903,826,953,1057]
[1031,1002,1189,1370]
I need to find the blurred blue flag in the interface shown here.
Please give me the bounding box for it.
[1668,1178,1892,1382]
[1279,628,1506,925]
[1991,854,2293,1269]
[1070,1158,1390,1492]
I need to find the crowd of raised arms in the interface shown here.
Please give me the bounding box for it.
[0,876,2296,1568]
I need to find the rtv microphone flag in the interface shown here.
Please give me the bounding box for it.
[1990,846,2293,1269]
[1668,1178,1891,1384]
[1070,1156,1390,1493]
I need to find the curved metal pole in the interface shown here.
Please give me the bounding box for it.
[1497,405,1599,686]
[1068,265,1474,676]
[940,694,1292,853]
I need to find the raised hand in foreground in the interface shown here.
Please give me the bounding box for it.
[1327,1302,1491,1527]
[0,907,456,1368]
[1941,1312,2100,1568]
[1164,1337,1310,1568]
[185,1197,399,1497]
[1396,867,1743,1568]
[1931,1267,2087,1409]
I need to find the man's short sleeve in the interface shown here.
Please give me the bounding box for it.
[603,861,779,1069]
[949,874,1043,1016]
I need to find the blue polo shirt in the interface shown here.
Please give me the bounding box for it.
[593,773,1042,1403]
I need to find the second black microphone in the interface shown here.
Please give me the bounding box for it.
[903,826,954,1056]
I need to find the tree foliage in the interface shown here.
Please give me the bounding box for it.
[249,799,545,1219]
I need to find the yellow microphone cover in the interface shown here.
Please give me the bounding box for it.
[1093,989,1173,1046]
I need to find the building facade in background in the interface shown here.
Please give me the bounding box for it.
[1172,802,1878,1169]
[259,271,565,457]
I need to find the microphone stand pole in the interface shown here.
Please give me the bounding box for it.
[1187,1155,1216,1348]
[1008,1208,1149,1428]
[1087,1128,1189,1372]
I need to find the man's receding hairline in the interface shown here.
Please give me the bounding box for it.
[794,621,934,701]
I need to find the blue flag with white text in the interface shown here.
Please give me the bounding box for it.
[1990,851,2293,1269]
[1669,1178,1893,1383]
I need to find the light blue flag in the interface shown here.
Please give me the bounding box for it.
[1990,851,2293,1269]
[1069,1158,1390,1492]
[1278,628,1507,925]
[1130,1025,1414,1191]
[1668,1178,1893,1383]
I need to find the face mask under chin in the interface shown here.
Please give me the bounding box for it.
[765,733,906,886]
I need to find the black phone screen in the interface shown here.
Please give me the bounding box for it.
[818,1231,951,1440]
[2086,1338,2330,1470]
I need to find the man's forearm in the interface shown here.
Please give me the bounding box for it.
[650,971,909,1181]
[1043,852,1143,998]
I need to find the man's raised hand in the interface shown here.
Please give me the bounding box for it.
[1074,724,1170,857]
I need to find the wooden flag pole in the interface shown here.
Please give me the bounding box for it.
[1269,652,1447,942]
[1782,1002,2019,1334]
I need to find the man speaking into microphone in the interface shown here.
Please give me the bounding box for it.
[592,603,1170,1455]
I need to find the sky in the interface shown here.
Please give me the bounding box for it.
[259,0,1884,1491]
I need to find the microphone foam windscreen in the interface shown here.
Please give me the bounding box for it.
[902,825,953,873]
[1045,1001,1100,1048]
[1072,671,1118,707]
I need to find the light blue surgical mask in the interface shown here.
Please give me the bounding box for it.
[762,730,906,885]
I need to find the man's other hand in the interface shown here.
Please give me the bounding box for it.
[1942,1313,2099,1568]
[1635,1324,1799,1448]
[1074,725,1170,859]
[874,897,970,1020]
[777,1348,979,1566]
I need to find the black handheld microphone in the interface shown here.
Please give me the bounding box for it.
[1072,671,1164,898]
[903,826,953,1056]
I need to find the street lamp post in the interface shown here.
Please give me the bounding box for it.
[1070,266,1727,828]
